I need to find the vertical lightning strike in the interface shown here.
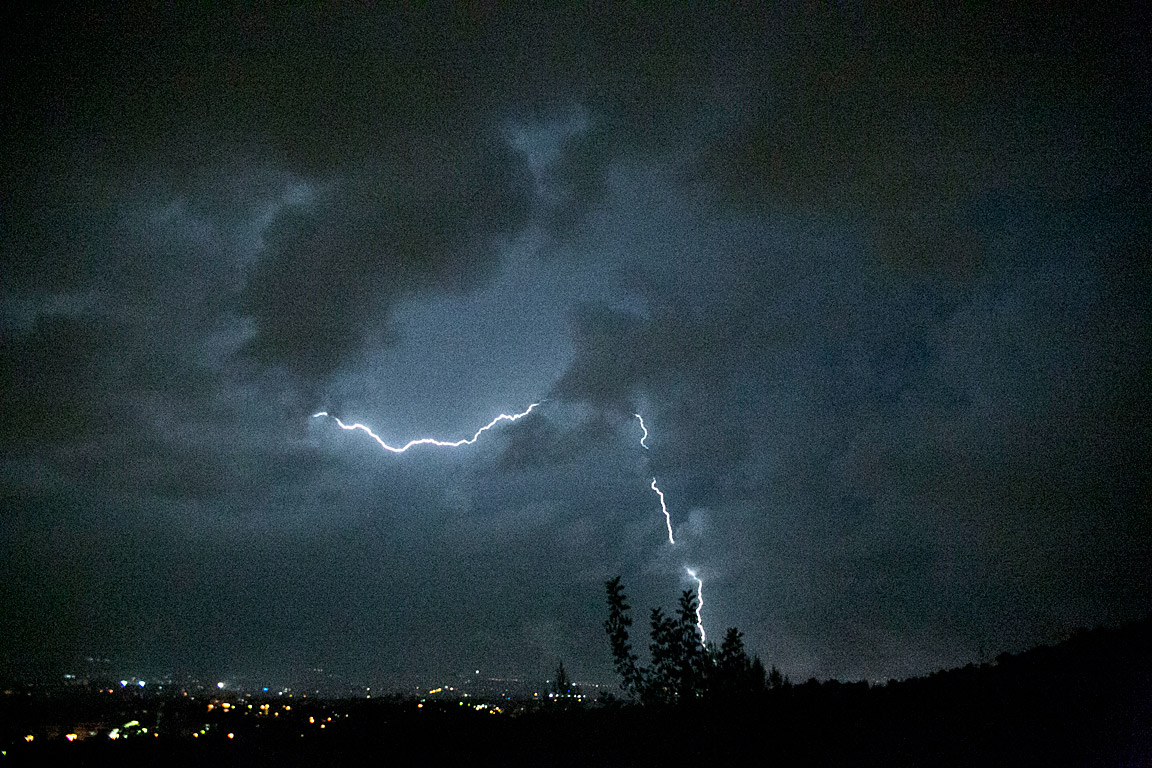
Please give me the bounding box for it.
[685,568,706,644]
[634,414,649,449]
[314,394,717,659]
[312,402,541,453]
[636,412,673,543]
[650,478,675,545]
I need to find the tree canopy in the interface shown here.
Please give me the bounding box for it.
[604,577,770,703]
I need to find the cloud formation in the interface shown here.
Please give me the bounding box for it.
[1,5,1148,687]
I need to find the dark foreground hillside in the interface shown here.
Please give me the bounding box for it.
[5,617,1150,767]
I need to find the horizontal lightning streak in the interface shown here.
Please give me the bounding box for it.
[312,402,541,453]
[650,478,675,545]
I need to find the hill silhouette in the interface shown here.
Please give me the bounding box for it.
[5,616,1149,766]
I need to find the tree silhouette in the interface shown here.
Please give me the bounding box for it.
[604,576,643,697]
[647,606,677,702]
[605,576,768,704]
[673,589,707,699]
[552,660,571,696]
[716,627,749,693]
[767,662,787,690]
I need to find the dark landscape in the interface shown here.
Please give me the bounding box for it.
[3,614,1150,766]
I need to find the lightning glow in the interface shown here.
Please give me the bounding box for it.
[317,398,712,644]
[650,478,675,545]
[686,567,705,644]
[634,414,649,449]
[312,402,541,453]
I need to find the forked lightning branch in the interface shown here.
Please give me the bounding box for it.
[313,403,708,642]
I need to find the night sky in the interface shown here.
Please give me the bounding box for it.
[2,5,1149,690]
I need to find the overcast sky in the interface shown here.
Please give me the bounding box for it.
[2,5,1148,689]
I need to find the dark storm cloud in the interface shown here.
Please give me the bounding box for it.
[1,314,125,444]
[4,6,546,387]
[240,141,531,382]
[1,4,725,386]
[546,175,1150,676]
[2,4,1148,687]
[692,6,1151,279]
[493,408,617,474]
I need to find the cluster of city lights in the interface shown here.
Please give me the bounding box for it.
[16,691,359,747]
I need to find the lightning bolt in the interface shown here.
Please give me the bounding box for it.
[317,400,711,643]
[312,402,541,453]
[636,413,674,544]
[635,413,709,643]
[649,478,675,545]
[686,567,705,644]
[634,414,649,449]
